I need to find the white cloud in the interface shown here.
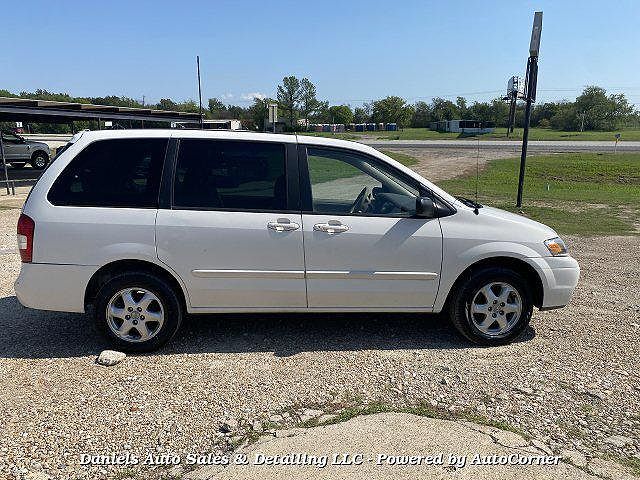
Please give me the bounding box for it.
[241,92,266,101]
[220,93,234,100]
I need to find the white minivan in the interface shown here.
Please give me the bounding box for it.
[15,130,579,351]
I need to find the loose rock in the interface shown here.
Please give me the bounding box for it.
[95,350,126,366]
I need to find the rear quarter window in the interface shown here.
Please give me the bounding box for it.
[47,138,168,208]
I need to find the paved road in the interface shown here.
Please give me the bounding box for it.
[362,139,640,153]
[1,165,42,182]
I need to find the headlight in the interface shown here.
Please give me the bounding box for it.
[544,237,568,256]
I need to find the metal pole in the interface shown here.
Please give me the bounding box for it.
[0,132,9,195]
[516,11,542,208]
[507,95,516,137]
[197,56,203,129]
[516,56,538,208]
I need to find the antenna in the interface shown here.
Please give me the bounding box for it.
[197,55,203,129]
[474,123,480,215]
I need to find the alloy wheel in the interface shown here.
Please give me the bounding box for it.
[469,282,522,337]
[106,288,165,343]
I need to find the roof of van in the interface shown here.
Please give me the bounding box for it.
[73,128,385,157]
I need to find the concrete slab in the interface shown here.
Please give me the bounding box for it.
[186,413,601,480]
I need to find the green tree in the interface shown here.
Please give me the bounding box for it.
[247,97,277,130]
[277,76,302,127]
[328,105,354,125]
[531,102,560,127]
[411,101,431,127]
[157,98,178,111]
[550,102,579,130]
[353,106,370,123]
[299,78,321,125]
[226,105,246,120]
[456,96,468,118]
[489,98,510,126]
[573,86,634,130]
[371,96,414,128]
[208,98,228,119]
[430,98,459,122]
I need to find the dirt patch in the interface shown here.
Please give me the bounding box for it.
[385,147,523,182]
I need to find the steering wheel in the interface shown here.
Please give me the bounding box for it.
[350,186,374,214]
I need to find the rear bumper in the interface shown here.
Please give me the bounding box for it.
[14,263,97,313]
[530,255,580,309]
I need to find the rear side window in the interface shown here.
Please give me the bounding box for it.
[173,139,286,211]
[47,138,167,208]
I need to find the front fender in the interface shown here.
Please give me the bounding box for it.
[433,241,546,312]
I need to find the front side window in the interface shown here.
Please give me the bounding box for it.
[2,131,22,143]
[307,147,419,216]
[47,138,167,208]
[173,139,287,211]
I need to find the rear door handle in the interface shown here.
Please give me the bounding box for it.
[313,222,349,234]
[267,219,300,232]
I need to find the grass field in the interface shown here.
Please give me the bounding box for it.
[436,152,640,236]
[302,127,640,142]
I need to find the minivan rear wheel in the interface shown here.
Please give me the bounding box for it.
[94,272,183,352]
[449,267,533,345]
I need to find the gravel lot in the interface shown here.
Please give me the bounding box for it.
[1,193,639,479]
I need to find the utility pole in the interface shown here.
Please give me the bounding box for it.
[504,76,522,138]
[197,56,203,129]
[507,94,517,137]
[516,11,542,209]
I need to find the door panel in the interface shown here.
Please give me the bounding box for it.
[303,214,442,308]
[157,210,306,308]
[299,146,443,309]
[1,133,25,160]
[156,138,305,310]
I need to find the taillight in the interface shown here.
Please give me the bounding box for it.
[17,213,35,263]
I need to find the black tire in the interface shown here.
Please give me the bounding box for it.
[93,272,183,352]
[449,267,533,346]
[30,152,49,170]
[10,162,26,169]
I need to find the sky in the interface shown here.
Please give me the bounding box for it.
[1,0,639,107]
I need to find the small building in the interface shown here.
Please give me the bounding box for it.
[173,119,242,130]
[430,120,494,134]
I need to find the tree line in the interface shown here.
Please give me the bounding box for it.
[1,81,637,134]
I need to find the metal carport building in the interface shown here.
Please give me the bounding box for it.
[0,97,201,129]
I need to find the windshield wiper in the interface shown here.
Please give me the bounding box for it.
[455,196,483,209]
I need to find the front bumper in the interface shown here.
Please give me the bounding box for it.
[530,255,580,309]
[15,263,97,313]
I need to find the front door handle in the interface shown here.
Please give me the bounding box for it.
[267,219,300,232]
[313,222,350,234]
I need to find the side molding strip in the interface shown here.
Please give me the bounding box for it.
[192,269,305,279]
[192,270,438,281]
[306,271,438,280]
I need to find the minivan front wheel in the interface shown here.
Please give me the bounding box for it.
[449,267,533,345]
[94,272,183,352]
[31,152,49,170]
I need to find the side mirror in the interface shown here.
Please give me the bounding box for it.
[415,196,435,218]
